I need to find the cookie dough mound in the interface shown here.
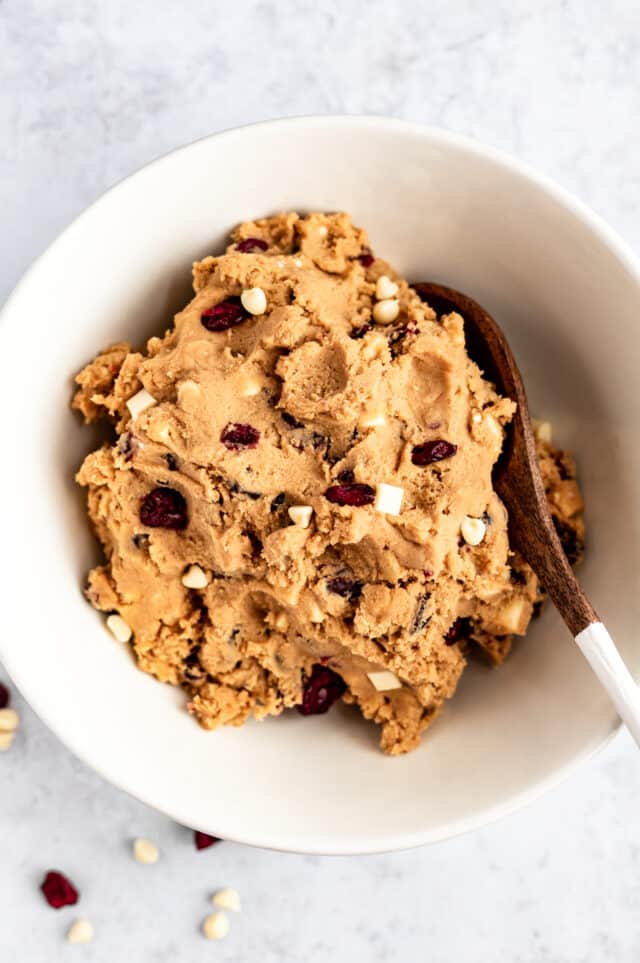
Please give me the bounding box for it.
[73,212,585,755]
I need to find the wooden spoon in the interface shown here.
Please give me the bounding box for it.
[415,281,640,745]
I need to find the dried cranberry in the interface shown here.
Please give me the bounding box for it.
[337,469,354,483]
[41,871,79,909]
[164,453,178,471]
[325,483,374,506]
[221,423,260,450]
[444,617,470,646]
[281,411,303,428]
[358,247,374,268]
[297,665,346,716]
[140,487,188,529]
[326,577,363,600]
[201,298,248,332]
[0,682,9,709]
[194,831,220,851]
[350,321,373,340]
[411,440,458,466]
[236,237,268,253]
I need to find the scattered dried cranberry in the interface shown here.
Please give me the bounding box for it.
[411,440,458,466]
[194,831,220,851]
[236,237,268,253]
[221,423,260,450]
[358,247,375,268]
[444,617,470,646]
[164,453,178,471]
[41,871,79,909]
[297,665,346,716]
[326,577,363,600]
[325,483,374,506]
[201,298,248,332]
[281,411,303,428]
[350,321,373,340]
[0,682,9,709]
[140,487,188,529]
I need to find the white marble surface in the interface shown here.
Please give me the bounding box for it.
[2,0,640,959]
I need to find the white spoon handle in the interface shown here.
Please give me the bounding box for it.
[575,622,640,746]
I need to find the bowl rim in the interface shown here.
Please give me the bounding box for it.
[0,114,636,854]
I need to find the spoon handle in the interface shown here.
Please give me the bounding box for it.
[575,622,640,746]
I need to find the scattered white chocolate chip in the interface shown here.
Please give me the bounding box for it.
[294,258,303,267]
[0,707,19,733]
[106,614,132,644]
[360,406,386,429]
[484,415,503,441]
[240,286,267,316]
[471,410,483,425]
[318,225,328,236]
[534,419,553,444]
[496,597,529,634]
[375,275,399,300]
[182,565,209,590]
[67,919,94,945]
[373,299,400,325]
[374,482,404,516]
[460,515,486,546]
[177,379,201,409]
[362,331,388,360]
[274,612,289,633]
[133,837,160,865]
[126,388,157,420]
[288,505,313,528]
[0,731,15,751]
[277,259,285,268]
[238,372,263,397]
[202,911,230,941]
[309,600,325,624]
[212,887,241,913]
[367,670,402,692]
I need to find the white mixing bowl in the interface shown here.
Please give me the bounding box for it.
[2,116,639,854]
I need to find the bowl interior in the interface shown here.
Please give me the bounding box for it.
[2,117,640,853]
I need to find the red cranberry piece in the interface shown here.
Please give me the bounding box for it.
[350,321,373,340]
[358,247,375,268]
[337,469,354,483]
[411,440,458,466]
[325,483,374,507]
[41,871,79,909]
[0,682,9,709]
[201,298,248,332]
[326,577,363,600]
[194,831,220,850]
[297,665,346,716]
[221,423,260,450]
[444,617,470,645]
[236,237,268,253]
[140,487,188,529]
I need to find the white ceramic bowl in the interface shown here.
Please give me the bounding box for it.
[2,116,640,855]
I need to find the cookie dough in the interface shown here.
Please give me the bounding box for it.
[73,212,585,755]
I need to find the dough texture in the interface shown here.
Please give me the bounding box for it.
[73,212,585,755]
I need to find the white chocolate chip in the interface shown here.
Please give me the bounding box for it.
[309,601,325,623]
[0,707,19,733]
[238,372,263,397]
[202,912,230,941]
[318,225,328,236]
[274,612,289,633]
[374,482,404,516]
[360,406,386,429]
[373,299,400,325]
[133,837,160,865]
[106,614,132,643]
[471,410,483,425]
[484,415,503,441]
[240,287,267,316]
[181,565,209,590]
[534,419,553,444]
[496,597,530,634]
[375,275,399,300]
[460,516,486,546]
[212,887,241,913]
[126,388,157,420]
[367,670,402,692]
[67,919,94,945]
[0,731,15,751]
[288,505,313,528]
[177,379,201,409]
[277,259,284,268]
[294,258,303,267]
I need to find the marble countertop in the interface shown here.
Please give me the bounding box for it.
[3,1,640,959]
